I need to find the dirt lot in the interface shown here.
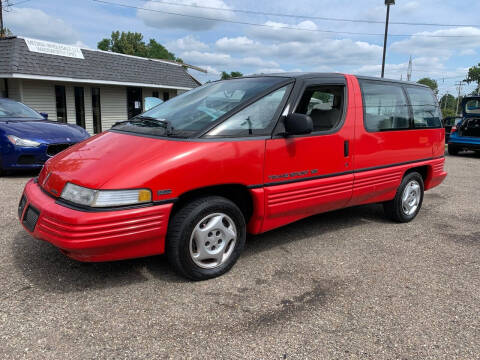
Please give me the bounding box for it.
[1,154,479,359]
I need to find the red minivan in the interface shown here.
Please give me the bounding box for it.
[19,73,447,280]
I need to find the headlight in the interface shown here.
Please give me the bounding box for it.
[60,182,152,207]
[7,135,41,147]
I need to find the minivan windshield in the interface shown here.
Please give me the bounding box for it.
[0,99,44,120]
[111,77,287,137]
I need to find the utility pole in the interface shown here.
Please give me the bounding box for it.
[443,91,448,110]
[381,0,395,78]
[455,81,463,115]
[406,56,412,81]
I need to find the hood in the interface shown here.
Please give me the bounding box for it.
[39,130,265,201]
[39,131,215,196]
[0,119,89,143]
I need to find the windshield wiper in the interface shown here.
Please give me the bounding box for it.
[113,116,174,135]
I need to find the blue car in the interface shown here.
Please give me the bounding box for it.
[448,96,480,155]
[0,98,90,174]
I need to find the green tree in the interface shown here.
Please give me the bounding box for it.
[465,63,480,95]
[97,31,182,62]
[146,39,176,61]
[442,108,456,118]
[220,71,243,80]
[417,77,439,96]
[439,93,456,110]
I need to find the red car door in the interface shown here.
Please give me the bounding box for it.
[261,75,357,232]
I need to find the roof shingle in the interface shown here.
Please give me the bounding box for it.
[0,37,199,89]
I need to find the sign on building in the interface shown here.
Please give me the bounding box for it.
[24,38,84,59]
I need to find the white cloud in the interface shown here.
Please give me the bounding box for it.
[4,7,79,44]
[249,20,321,43]
[179,50,279,70]
[138,0,234,31]
[390,27,480,58]
[215,36,260,53]
[167,35,209,52]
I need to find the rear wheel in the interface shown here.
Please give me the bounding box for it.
[383,172,424,223]
[448,144,459,155]
[166,196,246,280]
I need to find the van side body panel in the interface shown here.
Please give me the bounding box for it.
[348,76,446,207]
[261,74,356,232]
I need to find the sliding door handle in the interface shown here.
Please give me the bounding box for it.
[344,140,349,157]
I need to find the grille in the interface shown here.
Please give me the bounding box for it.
[22,205,40,233]
[47,143,72,157]
[18,195,27,220]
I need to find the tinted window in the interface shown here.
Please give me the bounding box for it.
[55,85,67,123]
[206,86,288,137]
[361,81,410,132]
[464,99,480,114]
[406,86,442,128]
[74,87,85,128]
[296,86,344,132]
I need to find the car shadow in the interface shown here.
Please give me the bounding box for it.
[12,203,388,293]
[2,169,40,178]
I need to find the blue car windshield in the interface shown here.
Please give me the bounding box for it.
[112,77,287,137]
[0,99,43,119]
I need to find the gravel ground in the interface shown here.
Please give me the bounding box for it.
[1,154,479,359]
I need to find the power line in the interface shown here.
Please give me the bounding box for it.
[140,0,480,28]
[92,0,480,38]
[8,0,33,6]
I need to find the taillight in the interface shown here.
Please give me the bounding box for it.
[450,126,456,134]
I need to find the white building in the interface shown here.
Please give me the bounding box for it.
[0,37,202,134]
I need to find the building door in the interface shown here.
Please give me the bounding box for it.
[127,87,143,119]
[74,87,85,128]
[262,76,354,232]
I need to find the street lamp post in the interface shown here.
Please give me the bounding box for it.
[381,0,395,78]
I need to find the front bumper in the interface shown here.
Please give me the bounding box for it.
[2,142,76,170]
[19,179,173,262]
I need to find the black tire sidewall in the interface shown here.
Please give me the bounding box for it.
[169,197,246,280]
[393,172,424,222]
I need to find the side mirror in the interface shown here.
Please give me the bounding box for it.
[284,113,313,135]
[40,112,48,120]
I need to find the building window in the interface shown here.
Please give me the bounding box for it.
[74,87,85,129]
[163,91,170,101]
[55,85,67,123]
[152,91,159,98]
[91,87,102,134]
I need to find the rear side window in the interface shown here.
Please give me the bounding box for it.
[406,86,442,128]
[360,81,410,132]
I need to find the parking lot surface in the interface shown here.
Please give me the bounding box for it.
[1,154,479,359]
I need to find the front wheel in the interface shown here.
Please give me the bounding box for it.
[383,172,424,223]
[166,196,246,280]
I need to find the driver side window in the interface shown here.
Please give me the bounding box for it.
[295,85,344,132]
[206,86,288,137]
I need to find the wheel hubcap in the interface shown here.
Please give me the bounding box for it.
[189,213,237,269]
[401,180,421,216]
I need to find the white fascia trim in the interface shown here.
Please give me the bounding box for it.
[0,73,192,90]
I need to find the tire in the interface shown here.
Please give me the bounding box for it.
[448,144,459,155]
[383,172,424,223]
[166,196,246,281]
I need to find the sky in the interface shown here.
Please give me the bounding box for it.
[4,0,480,96]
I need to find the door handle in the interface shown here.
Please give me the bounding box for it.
[344,140,349,157]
